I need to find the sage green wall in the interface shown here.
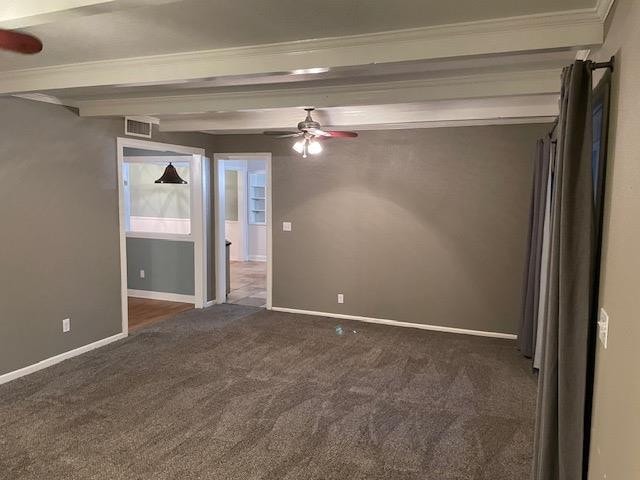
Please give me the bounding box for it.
[211,124,548,334]
[588,0,640,477]
[126,238,195,295]
[0,99,217,376]
[148,126,218,303]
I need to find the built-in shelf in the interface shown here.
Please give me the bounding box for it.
[249,171,267,225]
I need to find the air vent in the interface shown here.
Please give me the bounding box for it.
[125,116,153,138]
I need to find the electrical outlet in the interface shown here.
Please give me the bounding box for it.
[337,293,344,304]
[140,269,145,279]
[282,221,292,232]
[62,318,71,333]
[598,308,609,349]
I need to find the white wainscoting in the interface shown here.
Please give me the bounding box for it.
[129,216,191,235]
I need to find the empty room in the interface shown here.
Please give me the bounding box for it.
[0,1,638,479]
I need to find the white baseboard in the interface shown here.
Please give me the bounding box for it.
[270,307,517,339]
[204,299,217,308]
[128,289,196,304]
[0,333,127,386]
[248,255,267,262]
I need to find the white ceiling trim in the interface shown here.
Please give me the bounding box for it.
[158,95,559,133]
[0,7,603,95]
[76,69,561,117]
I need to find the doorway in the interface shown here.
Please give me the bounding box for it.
[117,138,210,333]
[214,153,272,309]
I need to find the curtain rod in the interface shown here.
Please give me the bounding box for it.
[548,117,559,138]
[547,55,615,138]
[588,56,615,72]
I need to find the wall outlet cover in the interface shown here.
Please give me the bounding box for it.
[337,293,344,304]
[62,318,71,333]
[140,269,145,279]
[283,221,292,232]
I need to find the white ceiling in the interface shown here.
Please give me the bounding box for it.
[1,0,612,133]
[0,0,594,70]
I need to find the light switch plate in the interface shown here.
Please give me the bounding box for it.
[62,318,71,333]
[337,293,344,304]
[598,308,609,349]
[283,221,292,232]
[140,269,145,279]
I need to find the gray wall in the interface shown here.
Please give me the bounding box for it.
[0,99,217,376]
[126,238,195,295]
[0,99,123,376]
[588,0,640,477]
[212,124,548,334]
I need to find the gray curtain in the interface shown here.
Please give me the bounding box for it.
[534,139,556,370]
[519,139,551,357]
[532,60,594,480]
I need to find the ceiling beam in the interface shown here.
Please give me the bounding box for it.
[202,117,557,134]
[158,95,559,133]
[0,0,177,29]
[1,0,117,28]
[76,69,561,117]
[0,8,602,95]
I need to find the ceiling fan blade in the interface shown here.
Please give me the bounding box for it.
[306,127,332,137]
[263,131,302,138]
[0,29,43,54]
[324,131,358,138]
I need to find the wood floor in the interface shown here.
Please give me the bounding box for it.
[128,297,194,331]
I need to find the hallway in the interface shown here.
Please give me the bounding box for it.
[227,261,266,307]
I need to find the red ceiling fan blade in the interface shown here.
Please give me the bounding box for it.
[323,131,358,138]
[0,29,43,54]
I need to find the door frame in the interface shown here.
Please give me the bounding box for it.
[214,153,272,309]
[116,137,208,335]
[222,162,249,261]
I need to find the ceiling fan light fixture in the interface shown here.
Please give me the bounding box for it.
[308,139,322,155]
[154,163,188,184]
[266,107,357,157]
[292,139,306,154]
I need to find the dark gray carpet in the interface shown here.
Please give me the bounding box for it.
[0,305,537,479]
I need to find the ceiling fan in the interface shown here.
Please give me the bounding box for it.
[0,29,43,54]
[263,108,358,158]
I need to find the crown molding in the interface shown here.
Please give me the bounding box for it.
[595,0,616,21]
[76,69,561,117]
[0,7,603,95]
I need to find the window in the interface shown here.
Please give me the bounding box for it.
[225,169,239,221]
[123,161,191,235]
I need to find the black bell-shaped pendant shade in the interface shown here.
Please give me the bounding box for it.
[155,163,187,184]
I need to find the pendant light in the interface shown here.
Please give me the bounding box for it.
[154,163,187,184]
